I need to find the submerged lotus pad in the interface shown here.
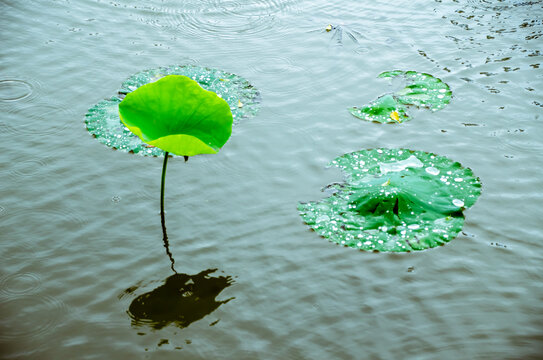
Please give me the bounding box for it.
[119,75,232,156]
[298,149,481,252]
[85,65,260,156]
[349,70,452,124]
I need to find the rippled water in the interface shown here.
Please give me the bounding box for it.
[1,0,542,358]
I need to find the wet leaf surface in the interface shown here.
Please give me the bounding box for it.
[85,65,260,156]
[349,94,410,124]
[118,75,232,156]
[298,148,481,252]
[349,71,452,123]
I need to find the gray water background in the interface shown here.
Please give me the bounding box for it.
[1,0,542,358]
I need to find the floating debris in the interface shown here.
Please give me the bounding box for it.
[323,24,363,45]
[298,148,482,252]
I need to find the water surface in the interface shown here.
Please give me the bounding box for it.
[1,0,542,358]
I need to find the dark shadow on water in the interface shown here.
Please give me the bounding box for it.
[126,269,235,330]
[125,154,235,331]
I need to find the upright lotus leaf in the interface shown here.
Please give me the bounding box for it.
[119,65,261,122]
[378,70,452,111]
[298,149,481,252]
[118,75,232,156]
[85,65,260,156]
[84,68,247,268]
[349,94,410,124]
[349,70,452,124]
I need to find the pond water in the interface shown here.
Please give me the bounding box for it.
[1,0,542,358]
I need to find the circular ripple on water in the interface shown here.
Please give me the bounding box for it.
[0,102,74,136]
[0,295,66,341]
[0,208,87,258]
[0,78,41,103]
[492,125,543,154]
[249,55,315,96]
[198,119,318,179]
[0,273,41,296]
[8,158,48,178]
[132,0,300,38]
[251,55,304,75]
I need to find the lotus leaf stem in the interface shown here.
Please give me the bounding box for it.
[160,152,176,273]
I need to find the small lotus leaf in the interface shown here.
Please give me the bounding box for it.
[349,70,452,124]
[119,75,232,156]
[298,149,481,252]
[349,94,410,124]
[85,65,260,156]
[378,70,452,111]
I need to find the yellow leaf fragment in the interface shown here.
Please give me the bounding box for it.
[381,179,391,186]
[237,100,243,108]
[390,111,400,123]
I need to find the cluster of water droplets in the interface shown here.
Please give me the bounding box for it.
[85,65,260,156]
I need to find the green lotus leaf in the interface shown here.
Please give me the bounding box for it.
[119,65,261,122]
[298,148,481,252]
[349,71,452,124]
[349,94,410,124]
[118,75,232,156]
[378,70,452,111]
[84,65,260,156]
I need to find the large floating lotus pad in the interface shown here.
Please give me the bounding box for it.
[119,75,232,156]
[85,65,260,156]
[349,70,452,123]
[298,149,481,252]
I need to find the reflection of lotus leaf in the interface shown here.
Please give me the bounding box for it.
[298,149,481,252]
[85,65,260,156]
[127,269,234,330]
[349,71,452,124]
[119,75,232,157]
[349,94,410,124]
